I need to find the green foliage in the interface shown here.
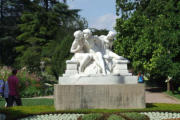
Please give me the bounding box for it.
[80,113,148,120]
[0,98,54,107]
[1,103,180,120]
[40,72,57,95]
[91,28,109,36]
[0,66,11,81]
[115,0,180,86]
[1,105,55,120]
[0,0,88,80]
[122,112,149,120]
[16,7,59,72]
[21,86,41,97]
[82,113,103,120]
[165,91,180,100]
[15,1,88,77]
[51,34,74,78]
[0,0,34,66]
[108,114,125,120]
[16,69,43,97]
[0,66,56,97]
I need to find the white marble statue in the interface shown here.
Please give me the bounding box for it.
[83,29,107,75]
[70,30,92,73]
[99,31,128,72]
[65,29,130,76]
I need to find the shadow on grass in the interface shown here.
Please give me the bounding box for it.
[0,107,28,120]
[146,87,164,93]
[146,103,157,108]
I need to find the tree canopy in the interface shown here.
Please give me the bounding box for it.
[115,0,180,86]
[0,0,88,78]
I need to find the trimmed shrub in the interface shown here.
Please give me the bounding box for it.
[108,114,125,120]
[81,113,103,120]
[122,112,149,120]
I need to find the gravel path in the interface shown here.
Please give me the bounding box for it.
[145,87,180,104]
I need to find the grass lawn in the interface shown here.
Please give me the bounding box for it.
[0,97,54,107]
[165,91,180,100]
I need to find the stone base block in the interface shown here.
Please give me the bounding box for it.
[54,84,145,110]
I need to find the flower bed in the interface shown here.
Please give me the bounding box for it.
[140,112,180,120]
[18,112,180,120]
[20,114,83,120]
[0,66,56,97]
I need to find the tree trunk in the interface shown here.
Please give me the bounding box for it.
[44,0,48,11]
[167,81,170,92]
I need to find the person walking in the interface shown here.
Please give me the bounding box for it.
[0,79,4,97]
[3,80,9,107]
[7,69,22,107]
[138,72,144,83]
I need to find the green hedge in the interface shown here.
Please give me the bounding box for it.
[78,113,148,120]
[0,103,180,120]
[107,114,125,120]
[80,113,103,120]
[122,112,149,120]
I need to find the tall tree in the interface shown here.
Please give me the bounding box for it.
[16,6,60,71]
[115,0,180,87]
[0,0,33,65]
[16,2,88,76]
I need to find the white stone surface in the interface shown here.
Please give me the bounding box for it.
[62,29,132,76]
[114,64,128,70]
[59,75,137,85]
[64,70,78,75]
[66,64,78,70]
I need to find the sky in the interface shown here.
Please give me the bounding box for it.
[67,0,117,31]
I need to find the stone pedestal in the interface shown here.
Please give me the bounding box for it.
[113,59,132,75]
[54,84,145,110]
[63,60,79,76]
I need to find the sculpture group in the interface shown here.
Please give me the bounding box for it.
[66,29,130,76]
[56,29,144,111]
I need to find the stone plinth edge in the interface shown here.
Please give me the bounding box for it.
[59,75,138,85]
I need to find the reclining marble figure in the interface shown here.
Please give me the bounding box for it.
[64,29,131,76]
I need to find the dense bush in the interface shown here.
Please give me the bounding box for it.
[0,66,56,97]
[0,66,11,81]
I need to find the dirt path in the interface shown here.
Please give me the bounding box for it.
[145,87,180,104]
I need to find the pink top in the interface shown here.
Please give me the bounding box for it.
[8,75,19,96]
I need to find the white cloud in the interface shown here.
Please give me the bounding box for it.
[67,0,89,9]
[90,13,117,31]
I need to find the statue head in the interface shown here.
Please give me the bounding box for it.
[74,30,84,40]
[107,31,116,41]
[83,29,92,40]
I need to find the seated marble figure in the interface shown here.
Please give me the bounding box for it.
[70,30,92,73]
[68,29,129,75]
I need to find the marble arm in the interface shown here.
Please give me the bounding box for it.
[70,41,82,53]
